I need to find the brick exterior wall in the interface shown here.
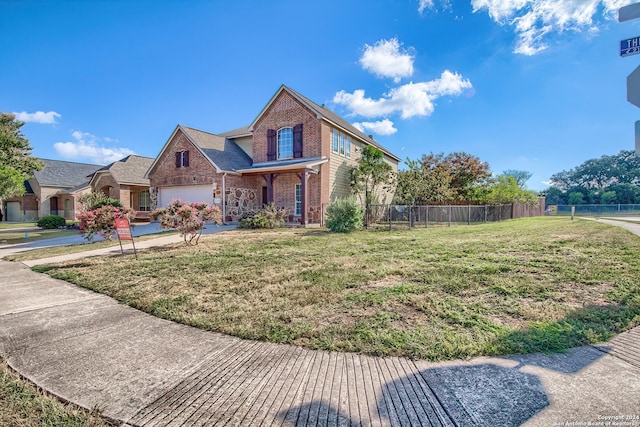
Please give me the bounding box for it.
[148,129,219,188]
[252,91,323,163]
[251,91,326,223]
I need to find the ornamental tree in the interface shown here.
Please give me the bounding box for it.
[76,204,135,241]
[151,199,221,245]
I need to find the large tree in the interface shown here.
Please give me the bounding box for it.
[400,152,491,203]
[394,158,455,204]
[0,113,43,200]
[550,150,640,190]
[501,170,533,188]
[350,145,394,206]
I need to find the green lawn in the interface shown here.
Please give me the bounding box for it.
[35,217,640,361]
[0,360,112,426]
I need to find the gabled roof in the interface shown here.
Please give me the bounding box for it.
[92,155,154,186]
[146,125,253,178]
[181,126,253,171]
[250,85,401,162]
[219,125,251,138]
[33,159,103,188]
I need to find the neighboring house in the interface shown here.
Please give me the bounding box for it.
[2,155,154,222]
[146,85,401,225]
[2,159,102,222]
[89,155,155,220]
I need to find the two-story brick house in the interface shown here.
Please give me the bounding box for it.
[146,85,401,225]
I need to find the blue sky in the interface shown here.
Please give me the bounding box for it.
[2,0,639,191]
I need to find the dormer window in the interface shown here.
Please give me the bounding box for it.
[277,127,293,159]
[175,150,189,168]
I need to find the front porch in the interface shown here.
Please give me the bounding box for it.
[236,157,327,226]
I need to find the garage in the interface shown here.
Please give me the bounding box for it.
[157,185,214,208]
[5,201,21,222]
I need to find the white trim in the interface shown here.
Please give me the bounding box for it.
[235,158,328,174]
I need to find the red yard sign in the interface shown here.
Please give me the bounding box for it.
[115,218,132,240]
[115,218,138,259]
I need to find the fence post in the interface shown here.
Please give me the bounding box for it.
[388,205,392,231]
[426,205,429,228]
[571,206,575,220]
[448,205,452,227]
[409,206,412,229]
[468,205,471,225]
[484,206,487,223]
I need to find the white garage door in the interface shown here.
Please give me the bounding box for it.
[158,185,214,208]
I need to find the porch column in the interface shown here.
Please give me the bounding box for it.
[298,170,310,225]
[262,173,277,204]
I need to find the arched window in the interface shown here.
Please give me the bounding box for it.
[277,127,293,160]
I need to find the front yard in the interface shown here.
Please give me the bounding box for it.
[35,217,640,361]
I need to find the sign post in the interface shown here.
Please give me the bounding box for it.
[115,218,138,259]
[620,2,640,154]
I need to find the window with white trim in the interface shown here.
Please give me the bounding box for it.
[278,127,293,159]
[331,129,351,158]
[295,184,302,216]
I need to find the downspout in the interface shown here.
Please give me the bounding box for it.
[222,172,227,225]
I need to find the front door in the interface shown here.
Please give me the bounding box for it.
[50,197,59,216]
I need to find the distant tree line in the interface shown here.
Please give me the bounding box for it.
[544,150,640,205]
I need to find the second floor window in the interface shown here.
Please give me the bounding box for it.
[278,128,293,159]
[175,150,189,168]
[267,124,302,161]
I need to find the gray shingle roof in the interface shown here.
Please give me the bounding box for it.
[33,159,103,188]
[95,155,154,185]
[219,125,251,138]
[180,126,253,171]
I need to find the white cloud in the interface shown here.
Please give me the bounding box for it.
[359,38,415,82]
[418,0,451,13]
[12,111,61,124]
[353,119,398,136]
[54,130,134,165]
[418,0,435,14]
[470,0,629,55]
[334,70,472,119]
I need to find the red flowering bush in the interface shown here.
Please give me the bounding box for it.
[151,199,221,245]
[76,204,135,241]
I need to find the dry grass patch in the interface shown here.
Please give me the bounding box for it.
[35,217,640,361]
[0,360,112,426]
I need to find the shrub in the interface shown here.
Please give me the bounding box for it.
[36,215,66,229]
[78,192,122,210]
[238,203,287,229]
[326,197,363,233]
[76,205,135,241]
[151,199,221,245]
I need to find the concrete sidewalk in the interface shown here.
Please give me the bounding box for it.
[0,219,639,426]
